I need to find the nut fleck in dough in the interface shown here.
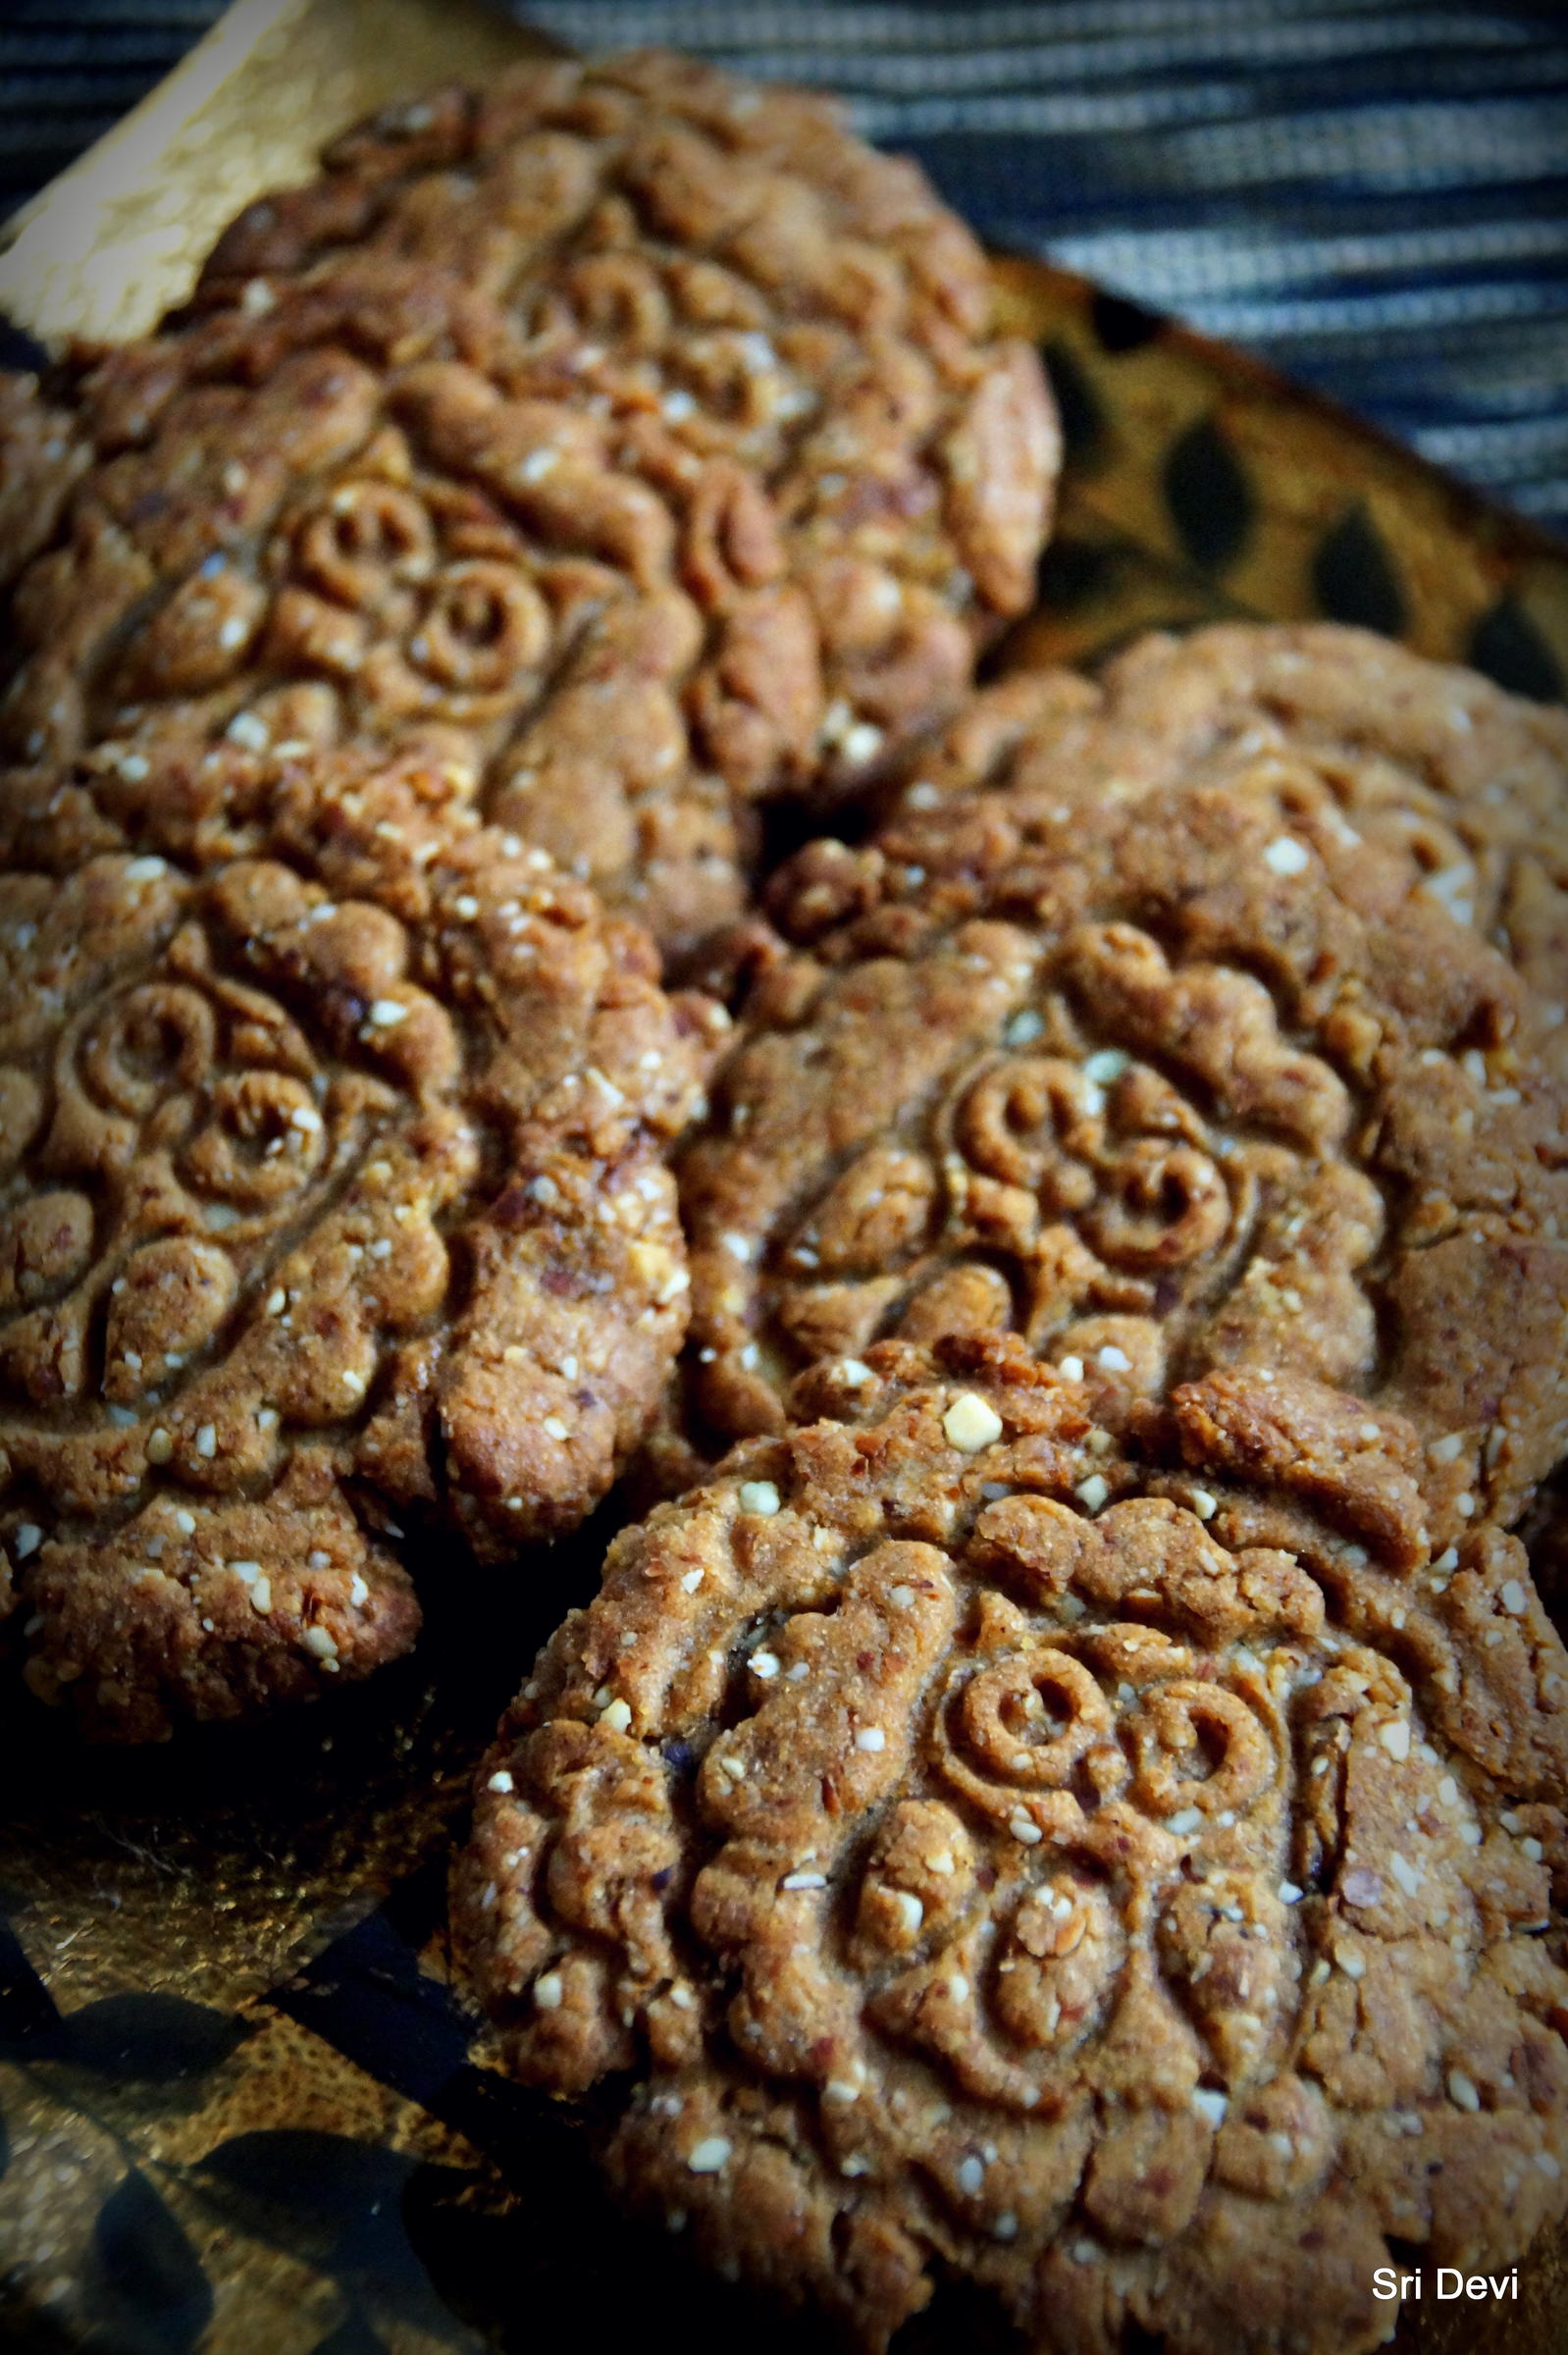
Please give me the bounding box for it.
[454,1338,1568,2355]
[0,54,1057,958]
[676,778,1568,1546]
[892,623,1568,1079]
[0,745,719,1739]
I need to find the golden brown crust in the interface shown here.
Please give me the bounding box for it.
[0,53,1057,960]
[892,623,1568,1082]
[674,778,1568,1548]
[454,1337,1568,2354]
[0,742,720,1738]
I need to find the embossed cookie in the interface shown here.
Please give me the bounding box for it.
[0,261,762,961]
[893,624,1568,1078]
[676,779,1568,1546]
[191,49,1057,788]
[0,744,718,1739]
[454,1337,1568,2354]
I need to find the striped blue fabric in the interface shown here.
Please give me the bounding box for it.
[3,0,1565,531]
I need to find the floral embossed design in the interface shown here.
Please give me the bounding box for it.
[0,55,1061,956]
[188,50,1059,776]
[0,851,464,1461]
[691,919,1380,1443]
[680,783,1568,1544]
[871,1588,1295,2109]
[0,773,713,1738]
[0,277,766,962]
[457,1348,1568,2355]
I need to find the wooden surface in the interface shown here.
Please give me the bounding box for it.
[0,0,555,348]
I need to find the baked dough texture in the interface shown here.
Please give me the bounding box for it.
[455,1337,1568,2354]
[0,51,1058,957]
[0,743,719,1738]
[890,623,1568,1080]
[676,774,1568,1549]
[0,370,88,600]
[195,48,1059,788]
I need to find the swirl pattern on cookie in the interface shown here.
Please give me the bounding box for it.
[1,52,1058,957]
[455,1338,1568,2355]
[677,777,1568,1545]
[0,745,718,1737]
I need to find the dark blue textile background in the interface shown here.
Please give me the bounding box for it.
[3,0,1566,533]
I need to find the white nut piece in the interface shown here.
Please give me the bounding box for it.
[943,1391,1003,1452]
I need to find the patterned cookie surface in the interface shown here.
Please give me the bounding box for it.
[0,50,1057,959]
[195,48,1058,789]
[0,745,717,1738]
[455,1337,1568,2355]
[676,777,1568,1547]
[895,623,1568,1079]
[2,266,755,960]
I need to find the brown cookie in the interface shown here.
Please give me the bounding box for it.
[892,624,1568,1079]
[0,55,1057,961]
[195,48,1059,777]
[0,743,719,1739]
[0,368,87,599]
[454,1336,1568,2355]
[675,777,1568,1547]
[1,265,754,961]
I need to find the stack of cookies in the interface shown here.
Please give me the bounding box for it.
[4,46,1568,2355]
[0,50,1056,1735]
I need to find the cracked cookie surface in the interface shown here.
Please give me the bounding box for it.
[0,744,718,1738]
[892,624,1568,1080]
[454,1337,1568,2355]
[675,778,1568,1547]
